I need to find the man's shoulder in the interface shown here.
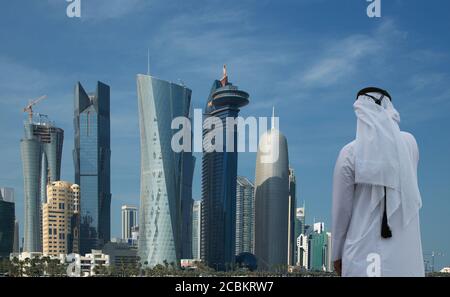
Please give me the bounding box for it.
[341,140,355,153]
[338,140,356,159]
[400,131,419,150]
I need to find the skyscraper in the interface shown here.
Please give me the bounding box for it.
[200,66,250,270]
[296,233,309,269]
[326,232,333,272]
[0,187,14,203]
[0,191,15,258]
[294,205,305,264]
[295,206,305,238]
[254,110,289,271]
[287,168,296,266]
[308,230,329,271]
[121,205,138,241]
[236,176,255,255]
[42,181,80,256]
[21,117,64,252]
[192,200,202,260]
[13,220,20,253]
[137,74,195,268]
[181,158,195,260]
[74,82,111,254]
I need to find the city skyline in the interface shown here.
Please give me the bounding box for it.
[1,1,449,269]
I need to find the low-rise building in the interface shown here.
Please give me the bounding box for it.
[64,250,110,277]
[102,242,138,267]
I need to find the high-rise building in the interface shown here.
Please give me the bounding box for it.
[314,222,325,234]
[236,176,255,255]
[0,187,14,203]
[192,200,202,260]
[200,66,250,271]
[0,191,15,258]
[121,205,138,241]
[74,82,111,254]
[254,110,289,271]
[326,232,333,272]
[21,117,64,253]
[296,233,308,268]
[287,168,296,266]
[295,206,305,238]
[308,230,329,271]
[13,220,20,253]
[294,205,305,265]
[42,181,80,256]
[137,74,195,268]
[182,158,195,260]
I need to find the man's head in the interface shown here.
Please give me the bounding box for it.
[356,87,392,105]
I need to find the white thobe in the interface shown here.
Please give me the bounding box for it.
[332,132,425,277]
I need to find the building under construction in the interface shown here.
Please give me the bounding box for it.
[20,97,64,253]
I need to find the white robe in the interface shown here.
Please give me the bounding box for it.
[332,132,425,277]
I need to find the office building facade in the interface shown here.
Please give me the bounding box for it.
[121,205,138,241]
[137,74,195,267]
[192,200,202,260]
[308,231,329,271]
[236,176,255,255]
[287,168,296,266]
[0,192,15,258]
[42,181,80,256]
[21,118,64,252]
[74,82,111,254]
[294,206,305,265]
[200,67,250,270]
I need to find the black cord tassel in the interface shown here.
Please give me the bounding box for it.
[381,187,392,238]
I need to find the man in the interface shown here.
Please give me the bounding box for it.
[332,87,425,277]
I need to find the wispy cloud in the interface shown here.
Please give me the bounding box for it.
[83,0,149,20]
[295,20,407,88]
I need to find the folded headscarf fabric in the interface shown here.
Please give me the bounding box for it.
[354,93,422,227]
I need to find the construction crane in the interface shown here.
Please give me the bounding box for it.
[23,95,47,121]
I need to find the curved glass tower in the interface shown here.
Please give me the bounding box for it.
[74,82,111,254]
[137,74,194,268]
[254,121,289,271]
[200,67,249,270]
[21,118,64,252]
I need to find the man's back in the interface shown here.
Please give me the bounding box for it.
[332,131,424,277]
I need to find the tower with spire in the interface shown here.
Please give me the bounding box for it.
[254,107,290,271]
[200,66,250,271]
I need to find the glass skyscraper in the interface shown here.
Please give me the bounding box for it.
[0,191,15,258]
[21,118,64,252]
[200,67,250,270]
[308,231,329,271]
[74,82,111,254]
[236,176,255,255]
[137,74,195,268]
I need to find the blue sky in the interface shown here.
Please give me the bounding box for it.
[0,0,449,269]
